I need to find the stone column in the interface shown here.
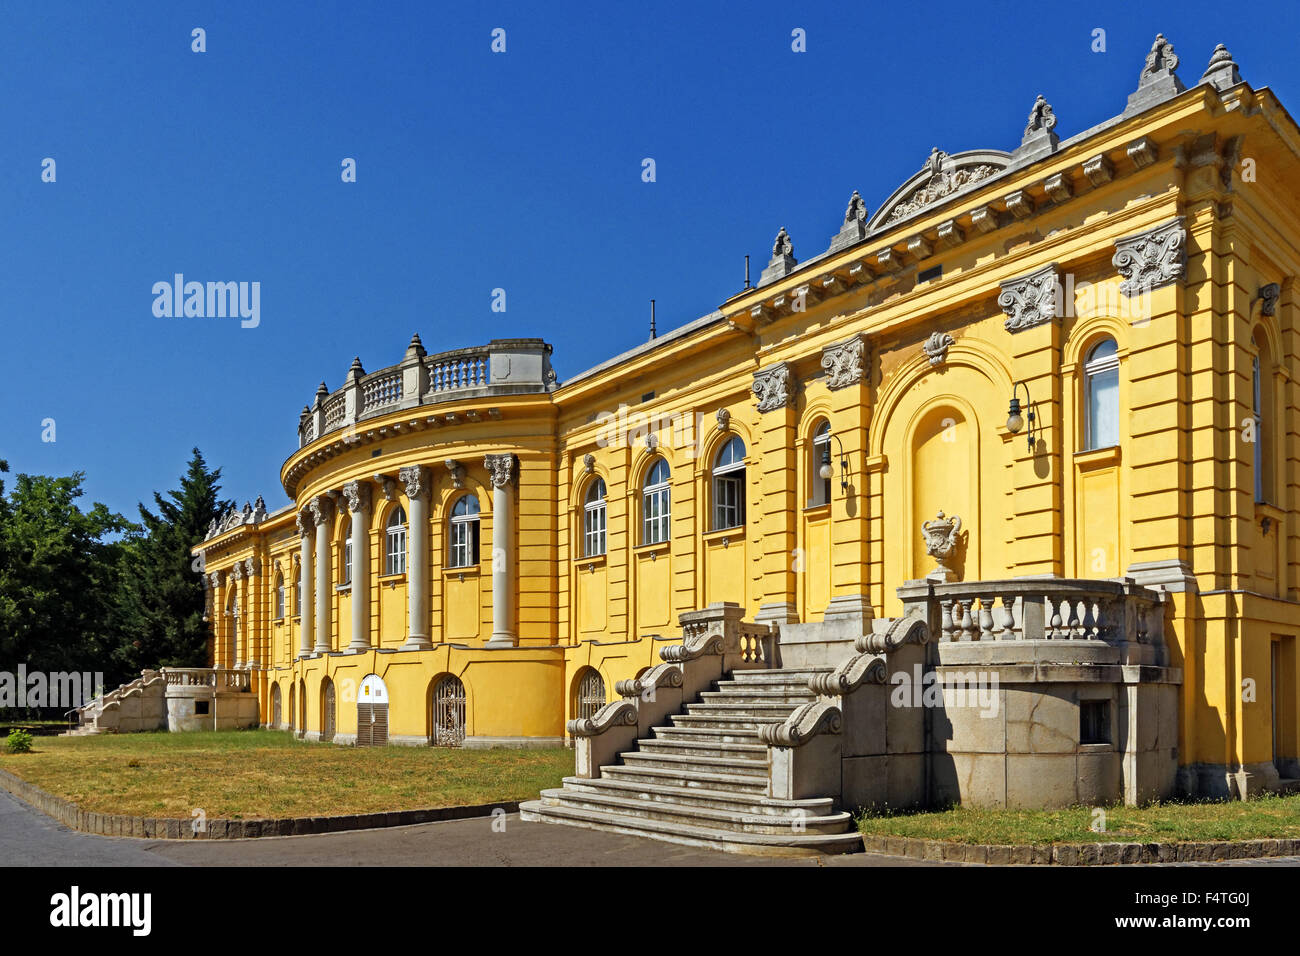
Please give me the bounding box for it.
[343,480,372,651]
[399,465,433,651]
[311,496,333,654]
[751,362,801,626]
[485,453,517,648]
[297,512,313,659]
[208,570,224,668]
[244,556,262,667]
[229,562,245,667]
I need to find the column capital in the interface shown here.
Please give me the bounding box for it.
[819,333,870,391]
[342,479,372,515]
[752,361,795,411]
[208,570,223,588]
[484,453,517,488]
[229,562,244,582]
[295,511,310,536]
[399,464,430,500]
[309,495,333,526]
[245,556,261,577]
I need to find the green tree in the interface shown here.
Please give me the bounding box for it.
[113,448,232,674]
[0,465,129,695]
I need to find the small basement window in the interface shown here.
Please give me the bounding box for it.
[1080,699,1110,745]
[195,700,211,716]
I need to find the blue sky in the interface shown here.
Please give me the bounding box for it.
[0,0,1295,520]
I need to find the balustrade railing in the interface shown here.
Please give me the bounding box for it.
[161,668,252,692]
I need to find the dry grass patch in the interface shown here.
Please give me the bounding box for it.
[0,730,572,819]
[857,794,1300,846]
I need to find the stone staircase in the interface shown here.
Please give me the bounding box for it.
[520,668,863,856]
[64,670,166,736]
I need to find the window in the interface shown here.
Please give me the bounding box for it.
[583,478,607,557]
[642,458,671,545]
[1083,338,1119,450]
[811,421,832,506]
[1080,699,1111,745]
[385,506,407,576]
[449,495,481,569]
[1252,330,1274,504]
[294,573,301,616]
[341,534,352,587]
[712,436,746,530]
[274,574,285,620]
[576,668,606,720]
[1254,352,1264,502]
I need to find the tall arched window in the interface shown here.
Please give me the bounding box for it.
[575,667,606,721]
[811,421,832,506]
[583,477,607,557]
[385,506,407,576]
[274,572,285,620]
[1253,329,1275,503]
[1084,338,1120,450]
[642,458,671,545]
[449,495,481,568]
[341,530,352,587]
[712,436,747,530]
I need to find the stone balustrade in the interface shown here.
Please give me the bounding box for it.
[297,338,555,448]
[161,667,252,692]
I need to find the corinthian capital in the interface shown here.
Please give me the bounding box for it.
[342,479,371,515]
[484,453,516,488]
[399,464,430,500]
[309,495,333,526]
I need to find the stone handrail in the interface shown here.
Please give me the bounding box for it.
[757,700,843,746]
[923,577,1165,646]
[567,699,636,738]
[613,662,683,700]
[298,338,556,448]
[161,668,252,692]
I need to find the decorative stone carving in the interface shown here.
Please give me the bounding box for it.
[756,699,842,747]
[614,662,683,699]
[751,362,794,412]
[879,148,1004,226]
[758,227,797,286]
[208,570,223,589]
[1013,95,1058,162]
[444,459,465,489]
[295,513,308,537]
[1044,173,1072,203]
[829,190,869,252]
[372,474,397,501]
[970,205,998,233]
[907,235,933,260]
[398,464,429,500]
[921,510,962,582]
[998,263,1061,333]
[716,408,731,431]
[484,453,516,488]
[567,699,636,738]
[857,615,931,655]
[245,557,261,577]
[229,562,244,582]
[1127,136,1158,169]
[1259,283,1281,316]
[923,331,955,367]
[936,219,964,249]
[342,479,371,514]
[1112,218,1186,296]
[1004,191,1035,219]
[644,433,658,451]
[308,496,332,526]
[1126,33,1184,115]
[1083,154,1114,186]
[1201,43,1242,93]
[251,496,267,523]
[820,335,867,391]
[582,453,595,474]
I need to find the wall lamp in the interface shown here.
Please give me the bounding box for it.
[819,433,850,492]
[1005,381,1037,452]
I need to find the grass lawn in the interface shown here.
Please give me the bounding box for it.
[857,794,1300,845]
[0,730,572,820]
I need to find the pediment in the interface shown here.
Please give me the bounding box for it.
[867,148,1011,232]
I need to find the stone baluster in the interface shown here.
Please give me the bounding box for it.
[977,597,995,640]
[999,594,1017,639]
[939,598,955,642]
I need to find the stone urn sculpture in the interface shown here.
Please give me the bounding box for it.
[921,510,962,582]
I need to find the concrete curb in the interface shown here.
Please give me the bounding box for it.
[0,767,518,840]
[862,833,1300,864]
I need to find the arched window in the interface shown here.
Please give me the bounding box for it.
[341,530,352,587]
[642,458,671,545]
[271,683,282,729]
[575,668,606,721]
[712,436,747,530]
[811,421,832,506]
[321,679,336,743]
[583,477,607,557]
[1083,338,1120,450]
[385,506,407,576]
[449,495,481,569]
[293,569,301,616]
[274,572,285,620]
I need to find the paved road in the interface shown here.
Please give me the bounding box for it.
[0,787,934,867]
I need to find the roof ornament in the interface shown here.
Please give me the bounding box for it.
[829,190,870,252]
[758,226,798,287]
[1125,33,1185,115]
[1200,43,1242,92]
[1013,95,1059,163]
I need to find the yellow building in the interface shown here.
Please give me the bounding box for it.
[195,37,1299,806]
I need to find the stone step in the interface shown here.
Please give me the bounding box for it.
[651,725,764,745]
[684,701,802,716]
[560,775,835,817]
[698,689,815,705]
[620,750,768,777]
[535,788,852,836]
[518,800,863,856]
[669,714,784,732]
[725,669,831,684]
[637,737,768,759]
[602,763,769,795]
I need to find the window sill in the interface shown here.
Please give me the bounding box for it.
[703,527,743,546]
[377,573,407,586]
[803,501,831,516]
[575,553,607,569]
[1073,445,1121,469]
[444,565,481,579]
[335,584,352,593]
[634,541,670,557]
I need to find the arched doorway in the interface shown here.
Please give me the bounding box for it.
[574,667,606,721]
[431,675,466,747]
[288,683,296,733]
[357,674,389,747]
[321,678,336,743]
[271,683,282,729]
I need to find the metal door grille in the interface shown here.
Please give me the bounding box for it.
[271,684,281,729]
[434,676,466,747]
[322,681,336,743]
[577,669,606,721]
